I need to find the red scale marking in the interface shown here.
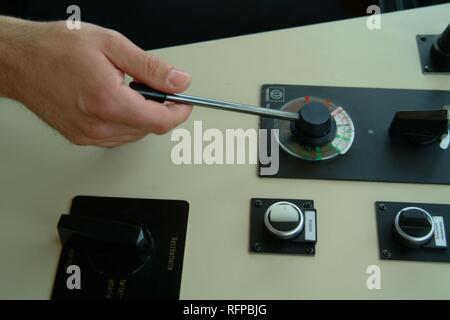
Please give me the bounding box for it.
[305,96,311,103]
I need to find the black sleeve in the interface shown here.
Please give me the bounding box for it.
[21,0,351,49]
[0,0,27,17]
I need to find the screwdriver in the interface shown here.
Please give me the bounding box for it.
[129,82,299,121]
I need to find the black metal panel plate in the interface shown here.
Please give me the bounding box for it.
[417,35,450,74]
[259,84,450,184]
[375,201,450,263]
[249,198,316,256]
[52,196,189,300]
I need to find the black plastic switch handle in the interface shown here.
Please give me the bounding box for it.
[57,214,153,260]
[129,82,167,103]
[389,109,449,145]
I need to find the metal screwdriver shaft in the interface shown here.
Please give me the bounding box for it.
[130,82,300,121]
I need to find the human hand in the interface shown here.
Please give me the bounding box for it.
[1,18,192,147]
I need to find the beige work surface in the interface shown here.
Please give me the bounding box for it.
[1,5,450,299]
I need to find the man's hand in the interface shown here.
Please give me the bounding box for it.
[0,17,192,147]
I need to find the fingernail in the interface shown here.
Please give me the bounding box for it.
[168,69,190,88]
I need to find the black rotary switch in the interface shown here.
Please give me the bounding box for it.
[430,24,450,67]
[264,202,304,240]
[58,215,154,277]
[291,102,337,146]
[394,207,435,247]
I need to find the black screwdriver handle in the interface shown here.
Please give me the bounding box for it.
[129,82,167,103]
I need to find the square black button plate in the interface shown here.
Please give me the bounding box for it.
[259,84,450,185]
[375,201,450,263]
[52,196,189,300]
[249,198,317,256]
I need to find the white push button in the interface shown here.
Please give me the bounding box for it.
[264,202,304,240]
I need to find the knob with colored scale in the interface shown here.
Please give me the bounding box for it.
[274,96,355,161]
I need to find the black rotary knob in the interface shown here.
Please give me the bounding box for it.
[394,207,435,247]
[291,102,337,146]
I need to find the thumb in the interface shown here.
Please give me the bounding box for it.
[104,33,191,93]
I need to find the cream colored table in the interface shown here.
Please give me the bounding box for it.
[1,5,450,300]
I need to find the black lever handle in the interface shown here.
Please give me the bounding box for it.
[57,214,153,260]
[389,109,449,145]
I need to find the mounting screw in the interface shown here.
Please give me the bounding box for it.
[304,202,313,209]
[254,243,262,252]
[378,203,387,211]
[254,200,262,208]
[381,250,391,259]
[306,247,315,255]
[424,65,430,72]
[419,35,427,42]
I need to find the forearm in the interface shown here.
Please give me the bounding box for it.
[0,16,41,101]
